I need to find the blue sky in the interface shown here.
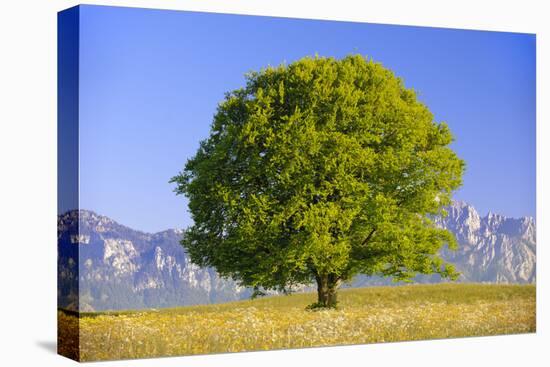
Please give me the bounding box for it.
[76,5,536,232]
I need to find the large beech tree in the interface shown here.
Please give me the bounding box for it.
[171,55,465,308]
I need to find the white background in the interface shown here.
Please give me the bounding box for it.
[0,0,547,366]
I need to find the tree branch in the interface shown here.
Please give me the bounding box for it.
[360,228,376,247]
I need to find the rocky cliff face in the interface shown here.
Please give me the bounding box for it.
[435,201,536,284]
[58,202,536,311]
[58,210,249,312]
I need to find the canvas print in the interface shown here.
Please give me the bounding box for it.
[57,5,536,362]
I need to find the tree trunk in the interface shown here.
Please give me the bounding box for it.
[315,274,340,308]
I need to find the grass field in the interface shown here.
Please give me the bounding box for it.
[58,283,536,361]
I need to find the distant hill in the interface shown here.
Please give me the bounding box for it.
[58,201,535,311]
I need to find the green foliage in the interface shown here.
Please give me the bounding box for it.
[306,301,339,310]
[171,55,465,299]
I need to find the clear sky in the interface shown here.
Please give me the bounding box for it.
[77,5,536,233]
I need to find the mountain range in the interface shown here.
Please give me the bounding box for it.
[58,201,536,311]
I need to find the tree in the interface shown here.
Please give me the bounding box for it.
[171,55,465,308]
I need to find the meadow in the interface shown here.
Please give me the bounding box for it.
[58,283,536,361]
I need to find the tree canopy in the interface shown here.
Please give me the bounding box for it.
[171,55,465,307]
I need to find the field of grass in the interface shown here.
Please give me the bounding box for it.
[58,283,536,361]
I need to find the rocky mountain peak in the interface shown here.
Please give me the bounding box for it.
[451,201,480,226]
[59,201,536,311]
